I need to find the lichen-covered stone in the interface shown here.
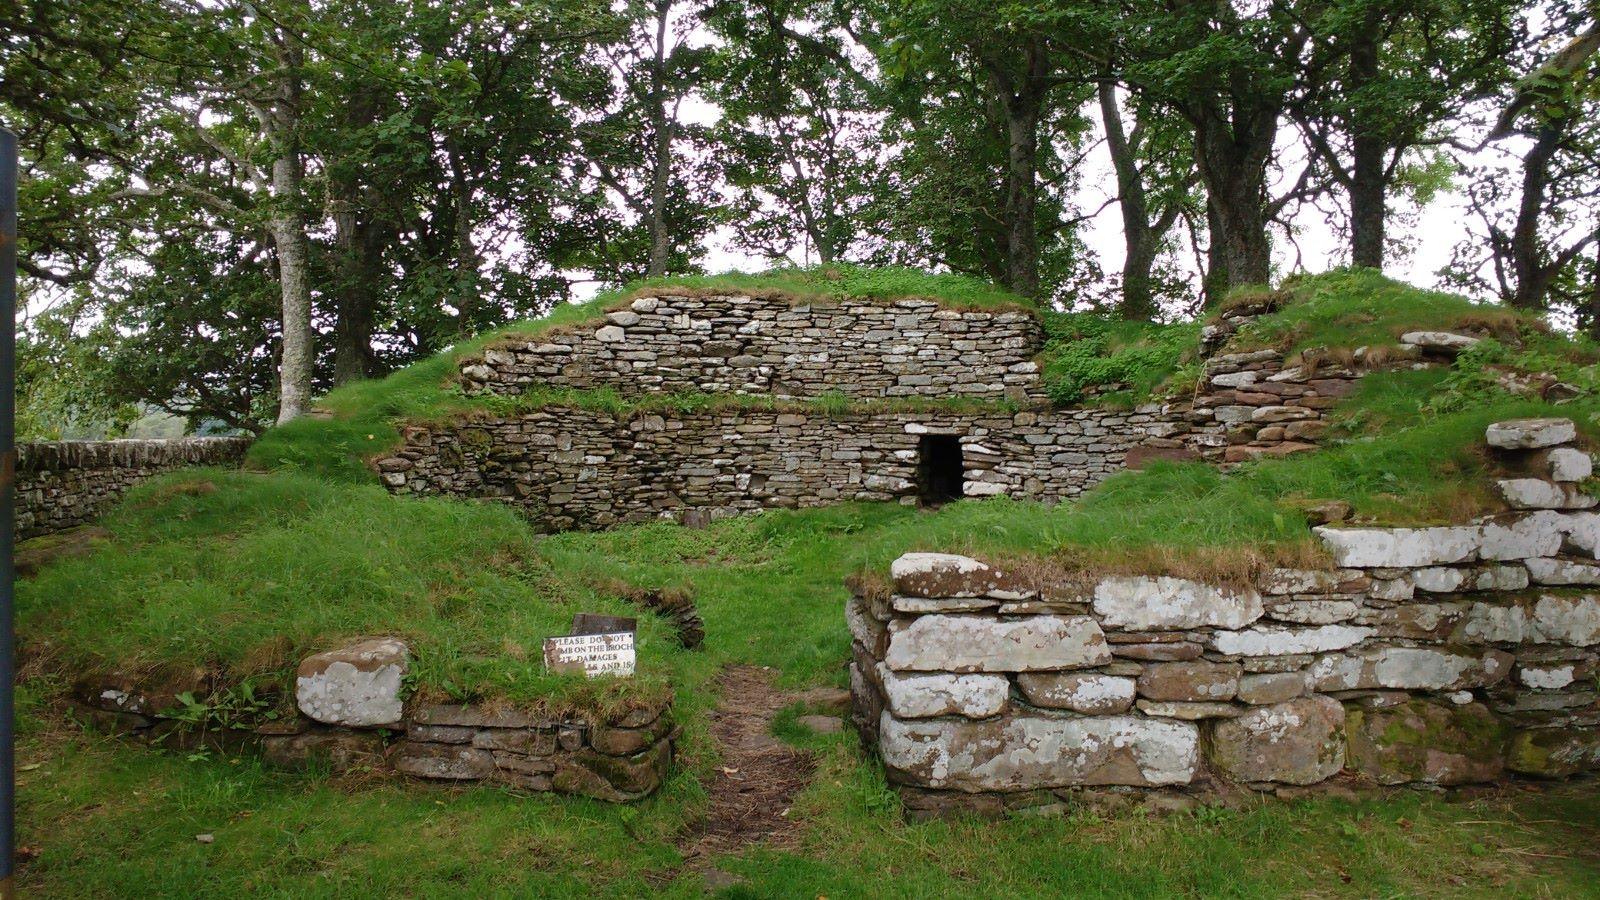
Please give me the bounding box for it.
[885,614,1110,673]
[890,553,1031,599]
[1344,700,1506,785]
[1313,526,1478,568]
[1014,672,1136,714]
[1485,418,1576,450]
[877,666,1010,719]
[552,740,672,801]
[1091,576,1264,631]
[295,638,408,728]
[1307,647,1513,691]
[1136,661,1241,702]
[1237,672,1308,705]
[1548,447,1593,482]
[1208,696,1345,785]
[1479,511,1565,561]
[1209,624,1373,657]
[878,711,1199,790]
[1497,479,1598,511]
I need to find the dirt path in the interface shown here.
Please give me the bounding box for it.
[678,665,819,865]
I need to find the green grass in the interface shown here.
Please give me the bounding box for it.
[1225,268,1533,356]
[17,686,1600,896]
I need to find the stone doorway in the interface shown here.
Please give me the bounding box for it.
[916,434,963,506]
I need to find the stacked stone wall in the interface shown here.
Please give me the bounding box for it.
[17,437,253,539]
[378,406,1174,531]
[75,637,674,803]
[460,293,1049,405]
[852,419,1600,818]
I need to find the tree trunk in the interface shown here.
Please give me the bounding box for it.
[1347,24,1385,270]
[1202,195,1230,305]
[330,196,385,386]
[645,0,673,277]
[987,37,1050,300]
[1586,241,1600,342]
[1099,82,1155,320]
[271,153,314,424]
[1192,109,1274,290]
[1510,123,1560,309]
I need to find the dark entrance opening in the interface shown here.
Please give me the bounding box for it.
[917,434,963,507]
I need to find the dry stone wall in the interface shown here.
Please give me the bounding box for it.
[17,438,252,539]
[851,419,1600,818]
[378,406,1168,531]
[460,293,1049,405]
[75,637,675,803]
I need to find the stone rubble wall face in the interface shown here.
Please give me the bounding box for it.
[16,438,253,539]
[378,407,1168,531]
[460,294,1050,405]
[855,513,1600,817]
[73,689,675,803]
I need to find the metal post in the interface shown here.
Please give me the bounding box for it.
[0,126,17,899]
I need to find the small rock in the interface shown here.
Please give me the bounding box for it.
[1496,478,1598,511]
[295,638,409,728]
[1549,447,1594,482]
[796,715,844,735]
[1400,331,1480,353]
[195,833,215,844]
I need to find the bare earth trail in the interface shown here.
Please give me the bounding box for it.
[674,664,827,883]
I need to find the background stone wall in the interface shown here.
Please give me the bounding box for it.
[377,405,1181,531]
[852,419,1600,818]
[460,293,1049,405]
[17,437,253,539]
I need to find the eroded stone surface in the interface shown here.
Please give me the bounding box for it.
[1136,661,1240,702]
[1015,673,1136,714]
[885,614,1111,672]
[1313,526,1478,568]
[295,638,408,728]
[879,711,1199,790]
[1307,647,1513,691]
[1091,576,1264,631]
[890,553,1032,599]
[1507,727,1600,777]
[1497,479,1598,511]
[1485,418,1576,450]
[1549,447,1593,482]
[1210,624,1373,657]
[1209,696,1345,785]
[877,665,1010,719]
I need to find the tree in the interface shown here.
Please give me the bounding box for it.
[1449,5,1600,310]
[706,0,883,264]
[1289,0,1515,270]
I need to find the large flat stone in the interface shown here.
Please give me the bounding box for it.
[890,552,1033,599]
[877,665,1009,719]
[1456,595,1600,646]
[1209,624,1374,657]
[1307,647,1513,691]
[1091,576,1264,631]
[1479,512,1565,561]
[1015,672,1136,714]
[879,711,1199,791]
[295,638,408,728]
[1345,700,1506,785]
[1526,558,1600,586]
[1485,418,1576,450]
[885,614,1111,673]
[1313,526,1478,568]
[1208,696,1345,785]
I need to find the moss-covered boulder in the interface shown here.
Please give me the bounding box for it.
[1507,726,1600,777]
[1344,699,1507,785]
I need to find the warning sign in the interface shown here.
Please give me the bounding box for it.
[542,631,636,677]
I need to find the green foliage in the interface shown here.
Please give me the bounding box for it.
[1039,312,1200,404]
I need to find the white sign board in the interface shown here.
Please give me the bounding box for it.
[543,631,636,677]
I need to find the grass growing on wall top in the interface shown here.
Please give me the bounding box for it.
[1222,268,1537,355]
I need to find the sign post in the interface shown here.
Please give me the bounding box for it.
[1,125,19,899]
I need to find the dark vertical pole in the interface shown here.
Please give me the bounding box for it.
[0,126,17,899]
